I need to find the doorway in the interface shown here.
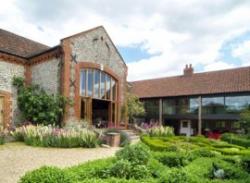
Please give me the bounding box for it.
[179,120,194,136]
[92,99,110,128]
[0,97,4,128]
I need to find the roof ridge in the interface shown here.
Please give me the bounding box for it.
[0,28,50,48]
[130,65,250,83]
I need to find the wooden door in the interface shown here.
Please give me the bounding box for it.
[81,97,92,125]
[0,97,4,128]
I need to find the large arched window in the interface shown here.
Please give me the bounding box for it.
[80,68,117,101]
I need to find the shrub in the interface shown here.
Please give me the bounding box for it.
[108,159,151,179]
[19,166,72,183]
[130,165,151,179]
[116,144,151,165]
[109,159,132,179]
[185,157,250,182]
[160,168,189,183]
[67,158,114,180]
[13,76,68,126]
[241,156,250,173]
[11,125,99,148]
[77,178,157,183]
[147,158,168,178]
[190,148,217,159]
[221,133,250,148]
[140,135,172,151]
[0,127,6,145]
[148,126,174,137]
[153,152,189,167]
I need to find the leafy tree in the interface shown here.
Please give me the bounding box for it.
[122,93,145,123]
[240,105,250,134]
[13,76,68,126]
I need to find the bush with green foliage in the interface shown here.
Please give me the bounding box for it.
[240,106,250,131]
[100,145,152,178]
[116,143,151,165]
[19,135,250,183]
[148,126,174,137]
[221,133,250,148]
[122,93,145,123]
[11,124,99,148]
[19,166,72,183]
[185,157,250,183]
[153,152,190,167]
[141,135,250,157]
[107,159,151,179]
[0,127,6,145]
[160,168,189,183]
[13,76,68,126]
[241,156,250,173]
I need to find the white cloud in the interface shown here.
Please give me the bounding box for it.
[232,40,250,66]
[1,0,250,81]
[203,61,235,72]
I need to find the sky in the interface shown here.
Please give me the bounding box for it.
[1,0,250,81]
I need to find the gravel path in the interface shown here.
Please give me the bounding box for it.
[0,142,120,183]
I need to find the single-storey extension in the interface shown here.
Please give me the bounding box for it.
[130,64,250,135]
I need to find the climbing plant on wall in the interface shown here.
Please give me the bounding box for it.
[12,76,68,126]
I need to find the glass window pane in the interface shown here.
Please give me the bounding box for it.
[202,96,224,114]
[143,99,159,122]
[225,95,250,113]
[163,99,176,115]
[106,75,111,100]
[94,70,100,98]
[87,69,93,97]
[189,97,199,114]
[80,69,86,96]
[176,98,189,114]
[111,79,116,101]
[100,72,106,99]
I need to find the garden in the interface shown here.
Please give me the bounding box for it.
[17,126,250,183]
[1,77,250,182]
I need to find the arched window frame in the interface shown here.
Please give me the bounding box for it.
[80,68,117,102]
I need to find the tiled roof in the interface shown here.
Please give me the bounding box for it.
[130,66,250,98]
[0,29,50,58]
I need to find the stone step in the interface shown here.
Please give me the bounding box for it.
[120,129,140,142]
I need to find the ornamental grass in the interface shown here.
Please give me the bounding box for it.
[11,124,99,148]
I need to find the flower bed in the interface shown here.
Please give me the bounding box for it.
[11,125,99,148]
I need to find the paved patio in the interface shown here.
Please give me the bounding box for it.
[0,142,120,183]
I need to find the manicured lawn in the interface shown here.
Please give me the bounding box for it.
[18,135,250,183]
[0,142,120,183]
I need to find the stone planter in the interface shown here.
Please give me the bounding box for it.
[106,132,120,147]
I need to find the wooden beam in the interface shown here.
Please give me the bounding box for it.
[198,96,202,135]
[159,98,163,125]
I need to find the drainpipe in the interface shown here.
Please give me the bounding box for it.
[198,96,202,135]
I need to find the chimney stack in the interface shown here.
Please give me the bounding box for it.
[183,64,194,76]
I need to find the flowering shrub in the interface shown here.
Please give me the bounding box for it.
[11,125,99,148]
[148,126,174,137]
